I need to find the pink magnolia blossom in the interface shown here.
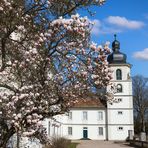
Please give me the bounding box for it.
[0,0,111,146]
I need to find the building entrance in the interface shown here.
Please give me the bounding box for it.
[83,127,88,139]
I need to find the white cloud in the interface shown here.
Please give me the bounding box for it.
[106,16,145,29]
[133,48,148,60]
[91,19,122,35]
[90,16,145,36]
[91,19,102,35]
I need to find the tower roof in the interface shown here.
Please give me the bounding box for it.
[112,34,120,52]
[107,34,127,64]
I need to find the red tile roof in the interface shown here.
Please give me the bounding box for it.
[70,94,106,108]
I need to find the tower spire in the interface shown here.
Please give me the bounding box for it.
[107,35,127,64]
[112,34,120,52]
[114,34,117,40]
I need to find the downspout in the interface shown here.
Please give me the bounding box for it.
[105,105,109,141]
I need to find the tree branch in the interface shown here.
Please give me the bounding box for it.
[0,84,19,93]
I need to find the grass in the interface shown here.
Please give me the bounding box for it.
[43,138,79,148]
[68,143,79,148]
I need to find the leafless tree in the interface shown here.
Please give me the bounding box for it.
[133,75,148,133]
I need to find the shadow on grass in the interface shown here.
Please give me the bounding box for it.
[68,143,79,148]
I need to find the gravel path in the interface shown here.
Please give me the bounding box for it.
[73,140,136,148]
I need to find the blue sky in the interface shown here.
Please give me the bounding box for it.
[80,0,148,77]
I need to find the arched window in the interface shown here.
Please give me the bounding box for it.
[116,69,122,80]
[117,84,122,92]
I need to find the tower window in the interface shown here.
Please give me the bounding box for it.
[118,127,123,131]
[116,69,122,80]
[118,111,123,115]
[117,84,122,92]
[118,98,122,102]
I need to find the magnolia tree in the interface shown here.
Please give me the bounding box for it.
[0,0,112,147]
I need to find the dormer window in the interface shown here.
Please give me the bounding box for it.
[117,84,122,92]
[116,69,122,80]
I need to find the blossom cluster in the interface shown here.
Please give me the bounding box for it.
[0,0,110,146]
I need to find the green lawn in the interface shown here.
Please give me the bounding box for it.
[68,143,79,148]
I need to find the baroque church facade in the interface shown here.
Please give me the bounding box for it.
[43,36,134,141]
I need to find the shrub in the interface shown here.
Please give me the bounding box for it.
[44,137,71,148]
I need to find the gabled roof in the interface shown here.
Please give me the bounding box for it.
[70,94,106,108]
[73,99,105,108]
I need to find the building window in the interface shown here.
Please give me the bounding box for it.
[68,112,72,120]
[117,84,122,92]
[68,127,72,135]
[118,111,123,115]
[118,127,123,131]
[98,127,103,135]
[116,69,122,80]
[98,111,103,121]
[48,122,50,136]
[83,111,88,120]
[53,126,55,135]
[118,98,122,102]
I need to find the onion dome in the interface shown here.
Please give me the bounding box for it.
[107,34,127,64]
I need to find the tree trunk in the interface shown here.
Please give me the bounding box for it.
[140,113,145,132]
[17,131,20,148]
[0,127,15,148]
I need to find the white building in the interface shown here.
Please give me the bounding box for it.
[46,97,107,140]
[46,35,134,141]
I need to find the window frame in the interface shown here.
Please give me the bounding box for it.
[68,111,72,120]
[116,69,122,80]
[68,127,72,135]
[98,127,103,136]
[48,121,50,136]
[98,111,103,121]
[118,127,123,131]
[118,98,122,102]
[83,111,88,120]
[118,111,123,115]
[117,84,123,93]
